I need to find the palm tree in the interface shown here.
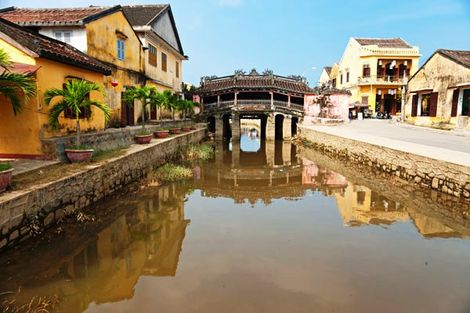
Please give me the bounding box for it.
[123,86,157,130]
[44,79,110,147]
[0,48,36,115]
[148,90,166,121]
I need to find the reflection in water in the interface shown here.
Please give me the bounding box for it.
[1,134,469,313]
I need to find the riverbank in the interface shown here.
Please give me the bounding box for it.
[299,122,470,200]
[0,128,206,251]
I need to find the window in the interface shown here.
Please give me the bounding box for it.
[363,64,370,77]
[340,74,343,85]
[161,52,167,72]
[346,71,350,83]
[362,96,368,105]
[332,78,336,88]
[62,81,91,119]
[148,44,157,66]
[117,39,125,60]
[463,89,470,116]
[175,61,179,78]
[54,31,72,43]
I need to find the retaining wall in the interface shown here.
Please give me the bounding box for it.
[0,129,205,251]
[299,126,470,200]
[41,120,194,160]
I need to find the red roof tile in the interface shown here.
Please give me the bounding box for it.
[0,17,111,75]
[0,6,120,26]
[438,49,470,69]
[354,38,412,49]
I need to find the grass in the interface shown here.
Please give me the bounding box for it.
[155,163,193,182]
[0,294,59,313]
[182,143,214,161]
[0,163,12,172]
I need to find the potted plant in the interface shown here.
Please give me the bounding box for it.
[154,128,170,139]
[124,86,157,144]
[170,127,181,134]
[0,163,13,192]
[45,79,110,162]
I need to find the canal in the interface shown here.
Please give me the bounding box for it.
[1,134,469,313]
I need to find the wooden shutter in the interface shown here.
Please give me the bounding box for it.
[411,94,418,117]
[429,92,438,117]
[451,89,459,117]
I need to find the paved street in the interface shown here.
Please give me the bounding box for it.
[302,119,470,167]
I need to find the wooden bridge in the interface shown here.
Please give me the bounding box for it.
[197,73,311,140]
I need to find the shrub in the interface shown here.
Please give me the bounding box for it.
[182,143,214,161]
[0,163,12,172]
[155,164,193,182]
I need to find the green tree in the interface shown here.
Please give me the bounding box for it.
[44,79,110,147]
[0,48,36,115]
[123,85,157,130]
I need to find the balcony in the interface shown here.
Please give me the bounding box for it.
[357,75,407,86]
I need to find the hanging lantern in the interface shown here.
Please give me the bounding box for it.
[111,80,119,87]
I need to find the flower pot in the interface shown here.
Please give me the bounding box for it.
[181,127,191,132]
[65,149,94,163]
[154,130,170,139]
[135,134,153,144]
[190,126,197,130]
[0,168,13,193]
[169,128,181,135]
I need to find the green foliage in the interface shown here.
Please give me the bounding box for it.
[182,143,214,161]
[155,163,193,182]
[0,48,37,115]
[44,79,110,146]
[136,129,152,136]
[0,163,12,171]
[66,145,92,150]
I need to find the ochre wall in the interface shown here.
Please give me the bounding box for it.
[85,11,144,124]
[0,38,106,157]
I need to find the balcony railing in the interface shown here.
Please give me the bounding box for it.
[357,75,407,85]
[203,99,304,112]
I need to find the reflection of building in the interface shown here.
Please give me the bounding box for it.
[0,184,189,312]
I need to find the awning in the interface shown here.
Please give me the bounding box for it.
[448,83,470,89]
[409,88,433,93]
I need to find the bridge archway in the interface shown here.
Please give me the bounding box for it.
[275,114,285,140]
[207,116,216,133]
[291,116,299,137]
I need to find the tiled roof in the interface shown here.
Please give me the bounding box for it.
[0,6,120,26]
[122,5,168,26]
[323,66,332,75]
[0,17,111,75]
[354,38,412,49]
[438,49,470,69]
[199,75,312,94]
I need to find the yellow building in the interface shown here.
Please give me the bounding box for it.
[0,17,111,158]
[328,38,420,115]
[0,6,145,126]
[123,5,187,120]
[405,49,470,130]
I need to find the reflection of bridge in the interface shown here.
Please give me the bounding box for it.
[198,74,311,141]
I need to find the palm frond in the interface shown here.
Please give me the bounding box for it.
[0,49,11,69]
[48,100,68,130]
[0,72,37,115]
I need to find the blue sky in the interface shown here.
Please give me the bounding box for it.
[1,0,469,85]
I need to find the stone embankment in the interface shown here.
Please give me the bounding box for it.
[299,126,470,200]
[0,129,205,251]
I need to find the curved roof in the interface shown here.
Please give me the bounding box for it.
[198,74,312,95]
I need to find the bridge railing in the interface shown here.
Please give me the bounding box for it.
[203,100,304,112]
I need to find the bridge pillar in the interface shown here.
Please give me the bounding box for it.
[215,115,224,141]
[232,113,241,141]
[265,113,275,141]
[232,139,240,167]
[282,141,292,165]
[265,139,275,166]
[283,116,292,140]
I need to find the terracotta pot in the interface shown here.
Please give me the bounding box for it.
[154,130,170,139]
[169,128,181,134]
[181,127,191,132]
[135,134,153,144]
[65,149,94,163]
[0,168,13,193]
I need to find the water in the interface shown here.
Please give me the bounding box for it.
[1,135,469,313]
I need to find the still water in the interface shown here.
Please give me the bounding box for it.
[1,134,469,313]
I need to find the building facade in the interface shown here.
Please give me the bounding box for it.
[0,6,145,126]
[0,17,111,158]
[405,49,470,130]
[327,38,420,115]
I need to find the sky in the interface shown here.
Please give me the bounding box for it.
[1,0,469,86]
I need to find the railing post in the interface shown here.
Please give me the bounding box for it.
[217,95,220,108]
[288,94,291,108]
[235,92,238,109]
[270,92,274,109]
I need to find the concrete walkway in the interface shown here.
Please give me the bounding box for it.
[0,159,59,176]
[301,120,470,167]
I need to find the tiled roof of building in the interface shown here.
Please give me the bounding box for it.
[0,6,121,26]
[198,75,312,95]
[438,49,470,69]
[323,66,332,75]
[0,17,111,75]
[122,5,168,26]
[354,38,412,49]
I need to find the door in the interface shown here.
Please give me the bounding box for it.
[121,92,134,126]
